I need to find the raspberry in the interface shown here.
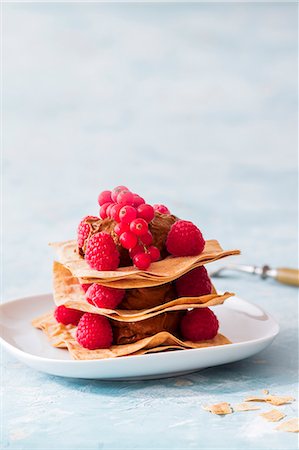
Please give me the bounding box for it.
[111,185,128,202]
[78,223,90,249]
[54,305,84,326]
[98,190,112,206]
[153,204,170,214]
[133,194,145,207]
[76,313,113,349]
[114,222,129,236]
[99,202,112,219]
[86,283,125,309]
[77,216,98,249]
[137,204,155,223]
[119,205,137,223]
[120,231,138,249]
[166,220,205,256]
[81,283,92,293]
[133,252,151,270]
[85,232,120,271]
[130,218,148,236]
[117,190,134,206]
[180,308,219,341]
[110,204,122,222]
[140,231,153,246]
[148,246,160,262]
[176,266,212,297]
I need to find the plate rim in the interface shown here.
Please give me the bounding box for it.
[0,293,280,365]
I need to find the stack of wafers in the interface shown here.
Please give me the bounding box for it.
[33,238,240,360]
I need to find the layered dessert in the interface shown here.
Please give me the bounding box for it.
[33,185,240,359]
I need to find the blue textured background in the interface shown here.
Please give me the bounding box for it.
[2,3,298,449]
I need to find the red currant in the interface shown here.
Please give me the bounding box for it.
[106,203,115,218]
[117,190,134,206]
[114,222,130,236]
[100,202,112,219]
[153,204,170,214]
[133,194,145,207]
[100,203,113,219]
[98,190,112,206]
[148,246,160,262]
[119,205,137,223]
[133,253,151,270]
[129,244,145,258]
[140,231,153,246]
[111,186,129,202]
[130,218,148,236]
[110,204,122,222]
[120,231,138,249]
[137,204,155,222]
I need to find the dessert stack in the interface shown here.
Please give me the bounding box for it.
[33,186,240,360]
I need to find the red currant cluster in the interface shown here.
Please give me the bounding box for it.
[98,186,161,270]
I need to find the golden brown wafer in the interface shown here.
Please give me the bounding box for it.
[53,261,233,322]
[32,311,231,360]
[50,239,240,288]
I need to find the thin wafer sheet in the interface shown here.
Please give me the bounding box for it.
[276,418,299,433]
[32,311,231,360]
[50,239,240,287]
[53,261,233,322]
[260,409,286,422]
[32,312,74,348]
[244,395,295,406]
[234,403,261,412]
[203,402,233,415]
[67,333,230,360]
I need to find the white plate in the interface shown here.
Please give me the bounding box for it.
[0,294,279,380]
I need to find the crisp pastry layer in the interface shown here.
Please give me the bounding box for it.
[53,261,234,322]
[50,239,240,288]
[32,311,231,360]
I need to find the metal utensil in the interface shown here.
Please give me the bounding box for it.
[209,264,299,287]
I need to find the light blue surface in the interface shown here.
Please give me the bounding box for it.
[2,3,298,449]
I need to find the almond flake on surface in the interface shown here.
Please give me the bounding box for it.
[244,394,295,406]
[266,395,295,406]
[234,402,261,412]
[244,396,267,403]
[203,402,233,415]
[174,379,193,387]
[276,418,299,433]
[262,389,269,395]
[260,409,286,422]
